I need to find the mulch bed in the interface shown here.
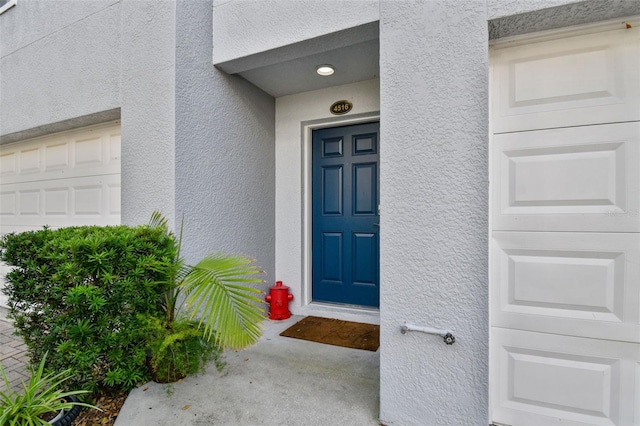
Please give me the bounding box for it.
[280,316,380,351]
[72,391,127,426]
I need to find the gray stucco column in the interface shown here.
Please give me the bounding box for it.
[379,2,489,424]
[175,0,275,285]
[121,0,177,226]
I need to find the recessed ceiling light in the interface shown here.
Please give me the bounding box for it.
[316,65,335,76]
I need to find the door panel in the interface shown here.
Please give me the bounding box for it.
[353,163,377,215]
[312,122,379,307]
[321,232,343,282]
[322,165,343,215]
[491,328,639,426]
[492,122,640,232]
[492,28,640,133]
[352,232,377,285]
[491,231,640,342]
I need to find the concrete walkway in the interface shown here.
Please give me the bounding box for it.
[1,316,381,425]
[116,316,381,426]
[0,318,30,394]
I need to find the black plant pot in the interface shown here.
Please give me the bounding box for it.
[49,395,83,426]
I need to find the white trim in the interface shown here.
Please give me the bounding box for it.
[300,113,381,312]
[0,0,16,15]
[490,14,640,48]
[274,79,380,323]
[487,44,495,425]
[296,301,380,325]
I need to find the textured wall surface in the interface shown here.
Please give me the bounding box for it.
[0,0,121,136]
[120,0,176,226]
[490,0,640,39]
[176,0,275,287]
[0,0,117,54]
[0,0,177,226]
[487,0,581,19]
[378,1,489,424]
[275,79,379,321]
[212,0,379,64]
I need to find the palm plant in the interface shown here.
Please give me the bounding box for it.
[148,211,266,351]
[0,352,98,426]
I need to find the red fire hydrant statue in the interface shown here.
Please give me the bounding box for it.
[265,281,293,320]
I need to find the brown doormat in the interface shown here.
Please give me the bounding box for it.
[280,316,379,351]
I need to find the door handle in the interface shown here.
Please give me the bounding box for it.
[373,223,380,227]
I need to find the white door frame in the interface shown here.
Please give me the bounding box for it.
[301,113,381,309]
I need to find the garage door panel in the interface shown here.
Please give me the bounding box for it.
[0,192,15,215]
[1,174,120,227]
[44,188,69,215]
[45,143,69,169]
[492,122,640,232]
[19,190,40,215]
[107,183,121,215]
[0,123,121,235]
[491,328,639,426]
[492,28,639,133]
[75,136,103,167]
[492,232,640,342]
[0,150,16,176]
[19,148,40,173]
[491,23,640,426]
[0,125,120,185]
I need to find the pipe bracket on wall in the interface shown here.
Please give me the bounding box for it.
[400,323,455,345]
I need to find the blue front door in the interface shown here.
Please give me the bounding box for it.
[312,122,380,308]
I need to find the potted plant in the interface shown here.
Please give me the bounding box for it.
[0,352,98,425]
[143,212,266,382]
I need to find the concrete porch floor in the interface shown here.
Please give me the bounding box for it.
[0,315,380,425]
[116,315,381,425]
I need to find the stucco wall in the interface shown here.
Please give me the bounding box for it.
[120,0,176,225]
[0,0,121,137]
[489,0,640,39]
[487,0,581,19]
[212,0,379,65]
[175,0,276,287]
[0,0,176,226]
[275,79,380,323]
[379,1,489,424]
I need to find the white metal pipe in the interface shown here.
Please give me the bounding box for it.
[401,323,451,337]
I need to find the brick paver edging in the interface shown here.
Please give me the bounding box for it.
[0,319,30,394]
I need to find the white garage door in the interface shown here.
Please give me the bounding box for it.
[0,122,121,307]
[490,23,640,425]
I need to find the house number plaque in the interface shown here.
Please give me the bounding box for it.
[330,100,353,115]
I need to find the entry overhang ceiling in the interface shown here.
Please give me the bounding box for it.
[215,22,380,98]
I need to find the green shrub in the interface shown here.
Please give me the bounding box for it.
[0,225,176,393]
[148,212,266,350]
[138,212,263,385]
[142,315,222,384]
